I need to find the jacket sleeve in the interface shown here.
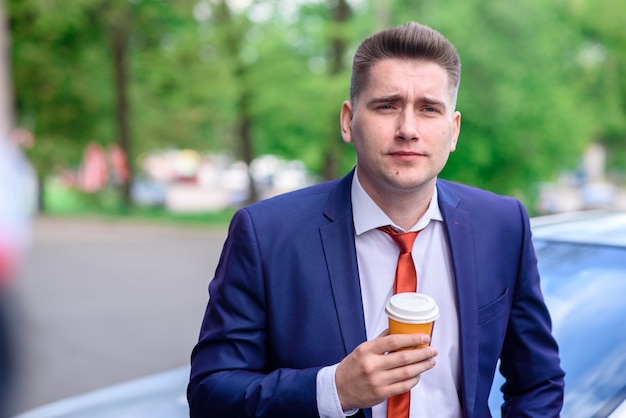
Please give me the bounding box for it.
[499,202,565,417]
[187,208,322,418]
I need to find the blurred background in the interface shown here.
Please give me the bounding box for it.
[1,0,625,416]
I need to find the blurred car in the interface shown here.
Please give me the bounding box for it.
[488,210,626,417]
[13,211,626,418]
[12,367,189,418]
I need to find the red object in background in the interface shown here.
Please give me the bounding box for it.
[77,143,108,192]
[109,144,129,185]
[0,238,16,288]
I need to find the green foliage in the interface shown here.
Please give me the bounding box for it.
[129,0,238,154]
[7,0,626,208]
[389,1,590,199]
[10,0,113,169]
[565,0,626,178]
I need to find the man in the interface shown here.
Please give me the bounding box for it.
[188,22,564,417]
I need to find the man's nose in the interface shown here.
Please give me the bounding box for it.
[396,108,419,141]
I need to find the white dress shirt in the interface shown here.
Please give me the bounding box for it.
[316,172,462,418]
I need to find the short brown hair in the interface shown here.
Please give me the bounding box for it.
[350,22,461,103]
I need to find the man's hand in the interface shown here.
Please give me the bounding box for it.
[335,330,438,410]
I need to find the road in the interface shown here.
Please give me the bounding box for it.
[6,216,227,415]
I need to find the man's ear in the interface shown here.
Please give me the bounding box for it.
[340,101,354,144]
[450,111,461,152]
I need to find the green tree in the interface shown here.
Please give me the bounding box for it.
[565,0,626,177]
[9,0,201,210]
[414,1,597,201]
[8,0,625,212]
[9,0,113,209]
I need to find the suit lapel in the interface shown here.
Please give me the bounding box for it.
[320,171,368,357]
[438,181,479,418]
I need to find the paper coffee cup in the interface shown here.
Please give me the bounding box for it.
[386,293,440,348]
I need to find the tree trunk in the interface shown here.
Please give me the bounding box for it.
[214,0,257,203]
[323,0,351,181]
[236,89,258,203]
[111,14,132,210]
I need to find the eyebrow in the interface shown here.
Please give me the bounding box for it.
[366,94,447,110]
[420,97,447,109]
[366,94,403,107]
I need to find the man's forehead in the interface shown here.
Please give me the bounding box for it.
[356,58,457,106]
[369,58,448,82]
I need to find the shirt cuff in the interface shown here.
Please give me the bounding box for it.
[316,364,360,418]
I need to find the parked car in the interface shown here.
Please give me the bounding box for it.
[488,210,626,417]
[12,367,189,418]
[14,211,626,417]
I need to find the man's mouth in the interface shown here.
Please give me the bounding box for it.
[388,151,424,161]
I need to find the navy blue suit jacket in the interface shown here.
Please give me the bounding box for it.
[188,171,564,417]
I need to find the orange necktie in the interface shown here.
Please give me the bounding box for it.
[378,225,419,418]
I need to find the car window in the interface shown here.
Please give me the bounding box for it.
[489,240,626,418]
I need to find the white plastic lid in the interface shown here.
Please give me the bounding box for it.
[385,292,440,324]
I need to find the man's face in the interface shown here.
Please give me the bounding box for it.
[341,58,461,200]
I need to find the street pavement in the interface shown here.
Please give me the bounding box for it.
[6,216,227,415]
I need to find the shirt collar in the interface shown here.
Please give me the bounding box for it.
[351,168,443,236]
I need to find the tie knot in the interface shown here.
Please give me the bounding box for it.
[378,225,419,253]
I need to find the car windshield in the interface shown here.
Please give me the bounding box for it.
[490,239,626,417]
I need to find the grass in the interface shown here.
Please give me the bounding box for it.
[43,179,237,228]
